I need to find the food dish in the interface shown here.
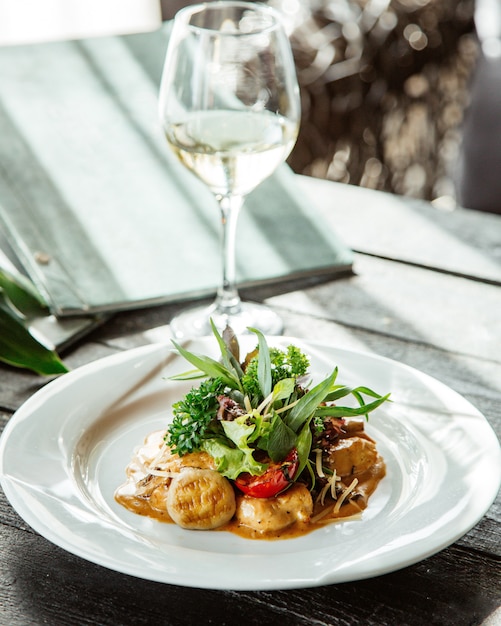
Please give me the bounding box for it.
[116,330,389,537]
[1,337,500,590]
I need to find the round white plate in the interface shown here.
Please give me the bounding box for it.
[1,338,500,590]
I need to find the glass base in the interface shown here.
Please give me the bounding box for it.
[169,301,284,339]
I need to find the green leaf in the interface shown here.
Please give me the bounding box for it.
[314,393,391,419]
[285,368,339,432]
[0,295,68,375]
[210,319,244,379]
[171,339,241,390]
[295,418,313,479]
[247,411,271,444]
[202,436,267,479]
[222,324,240,362]
[249,327,271,398]
[323,385,354,402]
[324,384,386,403]
[0,268,47,318]
[265,413,297,462]
[271,377,295,403]
[221,417,256,450]
[168,368,207,381]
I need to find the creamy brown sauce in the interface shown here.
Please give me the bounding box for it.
[115,456,386,540]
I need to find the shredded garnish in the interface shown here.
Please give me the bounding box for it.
[314,448,325,479]
[330,470,339,500]
[333,478,359,514]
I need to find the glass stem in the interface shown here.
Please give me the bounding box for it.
[214,193,243,316]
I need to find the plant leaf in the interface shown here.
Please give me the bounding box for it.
[0,294,68,375]
[295,418,313,478]
[171,339,241,390]
[314,393,391,419]
[265,413,297,462]
[211,320,244,379]
[0,268,47,317]
[285,368,338,432]
[271,377,295,403]
[249,327,271,398]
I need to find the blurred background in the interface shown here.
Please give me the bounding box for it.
[2,0,499,214]
[162,0,500,215]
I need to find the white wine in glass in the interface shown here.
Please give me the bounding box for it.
[159,1,301,338]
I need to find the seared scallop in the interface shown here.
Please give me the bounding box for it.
[235,483,313,533]
[166,468,236,530]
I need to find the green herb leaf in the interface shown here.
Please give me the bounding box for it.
[324,384,385,403]
[314,393,391,419]
[285,367,339,432]
[165,377,225,455]
[295,418,313,478]
[249,327,272,398]
[265,413,297,462]
[210,319,244,379]
[247,411,271,444]
[171,339,242,390]
[271,377,295,403]
[168,368,207,381]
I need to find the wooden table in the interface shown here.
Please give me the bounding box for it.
[1,173,500,625]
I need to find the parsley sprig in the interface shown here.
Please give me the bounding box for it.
[166,377,226,455]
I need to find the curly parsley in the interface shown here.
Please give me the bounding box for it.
[241,345,310,398]
[165,377,226,455]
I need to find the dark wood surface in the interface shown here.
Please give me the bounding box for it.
[1,174,500,625]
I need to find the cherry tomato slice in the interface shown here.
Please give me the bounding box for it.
[234,448,299,498]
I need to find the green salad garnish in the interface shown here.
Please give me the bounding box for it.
[165,321,390,487]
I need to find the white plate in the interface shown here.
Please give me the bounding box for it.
[1,338,500,590]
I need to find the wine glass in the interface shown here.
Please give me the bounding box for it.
[159,1,300,338]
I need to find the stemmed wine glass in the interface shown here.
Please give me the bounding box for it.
[159,0,300,338]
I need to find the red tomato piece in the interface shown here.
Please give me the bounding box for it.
[234,448,299,498]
